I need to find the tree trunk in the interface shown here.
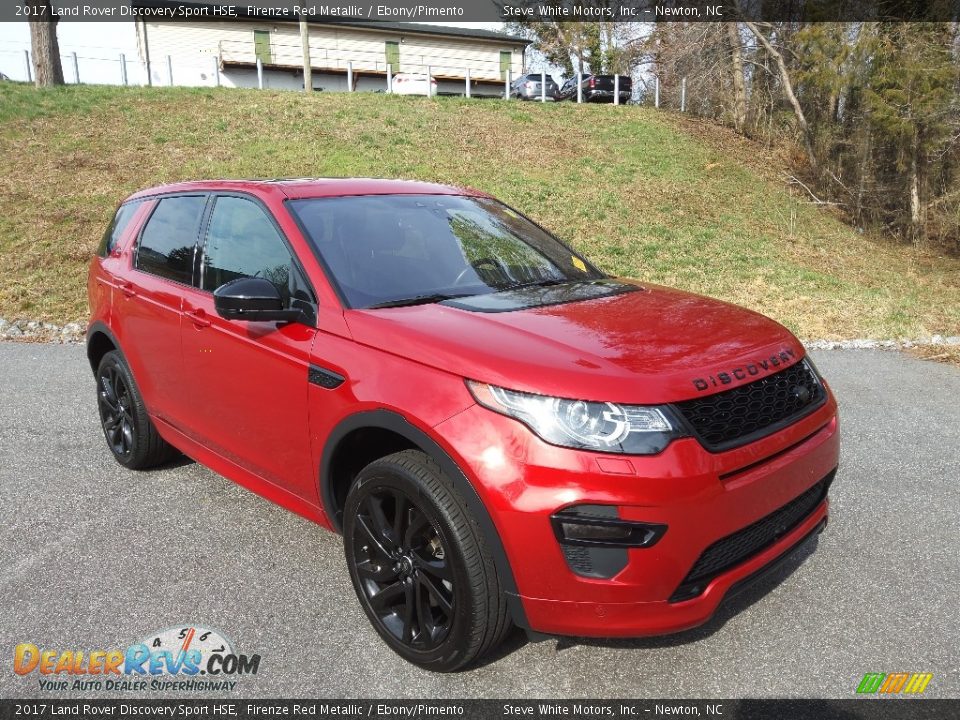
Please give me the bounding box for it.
[27,0,64,87]
[855,126,872,225]
[726,23,747,133]
[743,21,817,170]
[908,130,925,244]
[746,23,773,137]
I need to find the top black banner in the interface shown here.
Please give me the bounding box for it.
[5,0,960,23]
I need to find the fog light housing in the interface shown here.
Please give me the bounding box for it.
[560,521,634,543]
[551,506,667,548]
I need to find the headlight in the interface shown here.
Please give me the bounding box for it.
[466,381,685,455]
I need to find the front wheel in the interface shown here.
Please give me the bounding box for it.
[343,450,511,671]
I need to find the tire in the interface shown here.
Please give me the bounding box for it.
[343,450,511,671]
[95,350,176,469]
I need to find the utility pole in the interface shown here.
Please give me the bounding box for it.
[141,19,152,87]
[300,13,311,92]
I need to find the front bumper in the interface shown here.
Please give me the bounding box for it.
[585,89,632,102]
[433,390,839,637]
[518,89,558,101]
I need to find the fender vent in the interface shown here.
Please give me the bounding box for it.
[308,365,345,390]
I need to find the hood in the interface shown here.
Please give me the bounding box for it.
[344,281,805,405]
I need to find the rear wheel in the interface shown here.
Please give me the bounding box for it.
[96,350,175,469]
[343,450,510,671]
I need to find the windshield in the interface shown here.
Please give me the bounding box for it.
[287,194,604,309]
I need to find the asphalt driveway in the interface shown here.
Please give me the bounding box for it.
[0,343,957,698]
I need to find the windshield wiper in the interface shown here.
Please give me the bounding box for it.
[500,279,570,292]
[367,293,472,309]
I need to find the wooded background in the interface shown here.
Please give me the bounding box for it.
[511,20,960,253]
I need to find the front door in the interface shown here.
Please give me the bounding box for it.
[500,51,512,80]
[180,194,318,501]
[385,41,400,74]
[253,31,272,64]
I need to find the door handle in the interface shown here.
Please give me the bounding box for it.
[185,309,211,328]
[119,281,136,298]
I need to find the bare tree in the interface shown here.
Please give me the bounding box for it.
[26,0,64,87]
[726,23,747,133]
[742,21,817,170]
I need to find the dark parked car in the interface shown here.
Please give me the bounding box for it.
[510,72,560,101]
[559,74,633,103]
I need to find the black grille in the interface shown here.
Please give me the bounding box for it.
[669,469,834,603]
[674,359,825,452]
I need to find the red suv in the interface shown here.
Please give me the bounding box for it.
[88,179,839,671]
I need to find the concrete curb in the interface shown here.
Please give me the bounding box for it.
[802,336,960,351]
[0,318,85,344]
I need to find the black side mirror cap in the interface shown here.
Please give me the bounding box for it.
[213,277,302,323]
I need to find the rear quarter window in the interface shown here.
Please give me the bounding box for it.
[135,195,207,285]
[97,201,142,257]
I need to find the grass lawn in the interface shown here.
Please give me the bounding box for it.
[1,83,957,339]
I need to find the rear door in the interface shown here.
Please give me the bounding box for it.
[120,194,207,426]
[90,199,148,325]
[179,193,319,500]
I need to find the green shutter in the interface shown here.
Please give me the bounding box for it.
[500,51,512,80]
[254,31,272,64]
[385,41,400,73]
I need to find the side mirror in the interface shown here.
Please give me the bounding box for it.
[213,277,302,323]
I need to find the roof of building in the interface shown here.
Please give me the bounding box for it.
[324,21,530,45]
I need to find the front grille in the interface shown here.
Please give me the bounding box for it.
[674,359,825,452]
[669,469,834,603]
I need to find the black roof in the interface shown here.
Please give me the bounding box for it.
[326,21,530,45]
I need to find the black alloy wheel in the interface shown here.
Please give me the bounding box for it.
[343,450,511,671]
[95,350,175,469]
[351,486,455,650]
[98,363,135,459]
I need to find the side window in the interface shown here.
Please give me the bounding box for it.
[136,196,206,284]
[201,196,299,304]
[98,201,142,257]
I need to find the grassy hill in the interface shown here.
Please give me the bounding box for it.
[1,82,957,340]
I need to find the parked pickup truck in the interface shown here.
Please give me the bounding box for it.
[559,74,633,103]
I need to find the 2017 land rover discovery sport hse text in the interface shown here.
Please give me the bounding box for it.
[88,179,839,671]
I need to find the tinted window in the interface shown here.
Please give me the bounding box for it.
[288,195,603,309]
[136,196,206,284]
[201,196,296,303]
[98,201,142,257]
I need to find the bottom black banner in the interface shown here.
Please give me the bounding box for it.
[0,699,956,720]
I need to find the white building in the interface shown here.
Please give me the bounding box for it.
[135,18,530,96]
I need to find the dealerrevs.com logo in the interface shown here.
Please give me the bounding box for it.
[13,626,260,692]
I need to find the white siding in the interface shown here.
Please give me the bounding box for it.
[399,36,522,81]
[139,21,524,89]
[139,20,245,86]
